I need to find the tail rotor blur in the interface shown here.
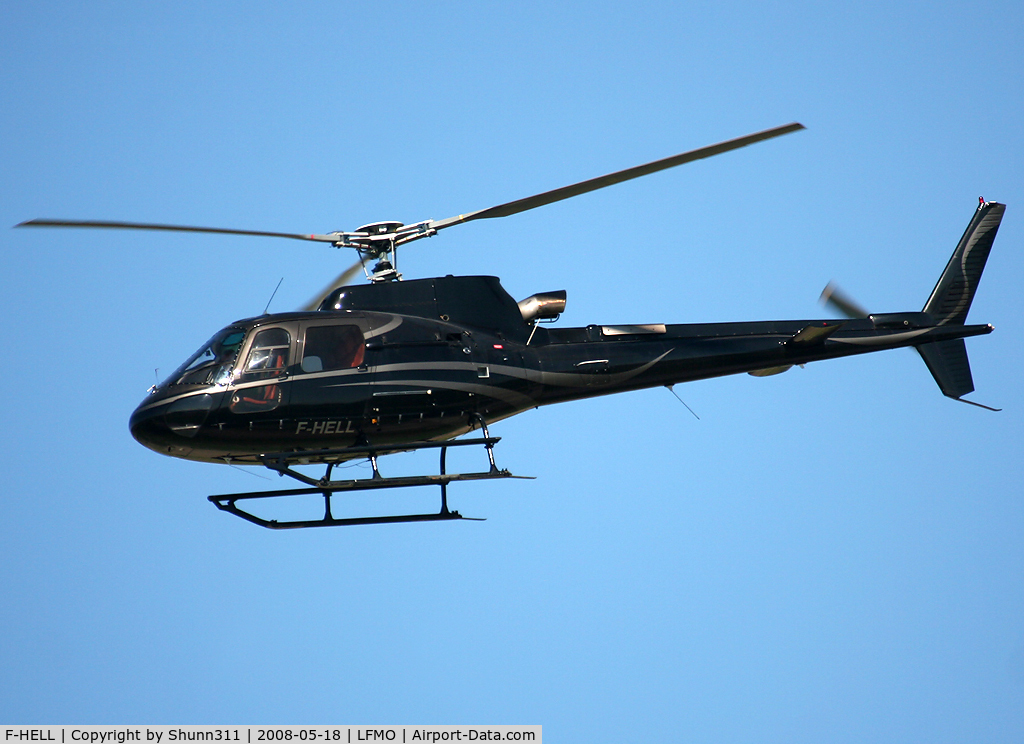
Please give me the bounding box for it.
[819,281,869,319]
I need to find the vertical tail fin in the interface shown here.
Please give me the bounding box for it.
[916,200,1004,405]
[922,200,1004,325]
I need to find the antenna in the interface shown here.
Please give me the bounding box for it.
[665,384,700,420]
[263,277,284,315]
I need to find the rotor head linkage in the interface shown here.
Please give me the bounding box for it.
[336,220,440,282]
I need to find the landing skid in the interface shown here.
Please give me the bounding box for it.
[209,419,531,529]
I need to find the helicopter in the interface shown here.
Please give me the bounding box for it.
[17,122,1004,529]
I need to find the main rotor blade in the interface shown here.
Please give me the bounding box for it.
[302,259,365,312]
[15,218,341,243]
[429,122,805,231]
[820,281,870,319]
[18,122,805,254]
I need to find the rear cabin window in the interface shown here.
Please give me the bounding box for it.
[302,325,365,373]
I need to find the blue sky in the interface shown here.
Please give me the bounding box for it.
[2,1,1022,740]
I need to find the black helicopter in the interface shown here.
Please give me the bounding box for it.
[18,123,1004,529]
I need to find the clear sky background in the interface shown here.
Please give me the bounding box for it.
[2,1,1022,740]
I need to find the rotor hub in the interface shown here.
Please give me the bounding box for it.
[339,221,407,281]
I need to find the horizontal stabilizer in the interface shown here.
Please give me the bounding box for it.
[787,321,844,347]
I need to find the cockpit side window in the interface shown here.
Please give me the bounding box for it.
[241,328,291,381]
[301,325,365,373]
[229,327,291,414]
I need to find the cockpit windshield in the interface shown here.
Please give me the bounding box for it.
[163,327,246,387]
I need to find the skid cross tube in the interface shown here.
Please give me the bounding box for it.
[208,427,531,529]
